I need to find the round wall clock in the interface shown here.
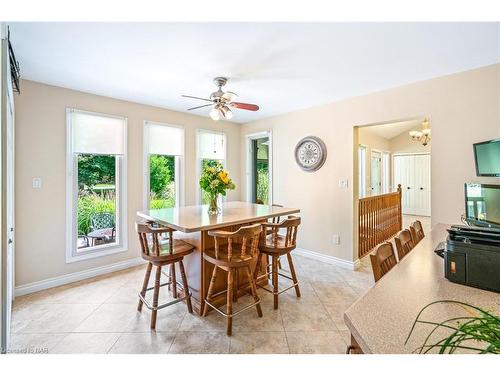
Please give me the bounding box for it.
[294,136,327,172]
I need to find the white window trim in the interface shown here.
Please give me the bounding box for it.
[196,128,227,205]
[245,131,273,204]
[65,108,128,263]
[143,121,185,210]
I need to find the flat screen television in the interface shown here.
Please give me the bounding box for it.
[473,138,500,177]
[464,183,500,228]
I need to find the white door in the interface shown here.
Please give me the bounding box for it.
[413,154,431,216]
[393,154,431,216]
[371,151,382,195]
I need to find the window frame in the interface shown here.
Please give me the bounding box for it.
[65,108,128,263]
[196,128,227,205]
[143,121,185,210]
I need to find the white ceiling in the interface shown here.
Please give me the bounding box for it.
[361,119,422,140]
[9,22,500,123]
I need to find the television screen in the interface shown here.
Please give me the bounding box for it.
[474,139,500,177]
[465,183,500,227]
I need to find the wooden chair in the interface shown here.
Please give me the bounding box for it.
[270,204,284,269]
[136,222,194,330]
[410,220,425,245]
[369,242,398,282]
[394,229,415,261]
[255,216,301,310]
[203,224,263,336]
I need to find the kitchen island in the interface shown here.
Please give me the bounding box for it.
[137,201,300,315]
[344,224,500,354]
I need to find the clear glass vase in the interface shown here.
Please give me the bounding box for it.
[207,194,220,215]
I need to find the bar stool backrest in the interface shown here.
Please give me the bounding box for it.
[370,242,398,282]
[271,204,284,224]
[261,216,301,251]
[136,222,173,257]
[394,229,414,260]
[208,224,262,262]
[410,220,425,244]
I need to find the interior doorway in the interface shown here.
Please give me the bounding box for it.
[246,131,272,205]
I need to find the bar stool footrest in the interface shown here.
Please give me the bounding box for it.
[138,279,191,311]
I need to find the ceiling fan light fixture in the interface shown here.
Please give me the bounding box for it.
[220,105,233,120]
[210,107,221,121]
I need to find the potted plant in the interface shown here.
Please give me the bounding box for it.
[199,160,236,215]
[406,300,499,354]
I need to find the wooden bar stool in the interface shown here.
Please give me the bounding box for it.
[136,222,194,330]
[203,224,263,336]
[394,229,415,261]
[255,216,301,310]
[270,204,284,270]
[370,242,398,282]
[410,220,425,245]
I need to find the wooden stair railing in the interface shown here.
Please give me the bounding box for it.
[358,184,402,258]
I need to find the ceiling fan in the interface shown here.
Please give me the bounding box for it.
[182,77,259,121]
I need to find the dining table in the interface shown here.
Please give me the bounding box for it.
[137,201,300,315]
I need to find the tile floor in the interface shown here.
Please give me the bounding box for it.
[10,254,375,354]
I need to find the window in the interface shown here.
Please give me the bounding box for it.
[196,129,226,204]
[143,121,184,209]
[358,145,367,198]
[66,109,127,262]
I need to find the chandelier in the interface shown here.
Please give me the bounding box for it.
[409,118,431,146]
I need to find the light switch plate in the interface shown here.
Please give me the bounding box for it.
[32,177,42,189]
[338,179,349,189]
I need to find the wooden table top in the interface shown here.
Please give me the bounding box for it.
[137,201,300,233]
[344,223,500,354]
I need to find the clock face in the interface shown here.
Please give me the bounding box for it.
[294,136,327,172]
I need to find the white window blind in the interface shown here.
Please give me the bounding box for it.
[146,122,183,156]
[198,130,225,160]
[71,110,126,155]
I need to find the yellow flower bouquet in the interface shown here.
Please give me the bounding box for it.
[199,160,236,214]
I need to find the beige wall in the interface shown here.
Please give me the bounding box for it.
[14,80,241,286]
[241,64,500,263]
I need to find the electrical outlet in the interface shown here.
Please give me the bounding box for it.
[332,234,340,245]
[32,177,42,189]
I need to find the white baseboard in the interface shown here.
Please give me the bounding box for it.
[15,257,145,297]
[294,248,361,270]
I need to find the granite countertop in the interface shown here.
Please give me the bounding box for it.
[344,223,500,354]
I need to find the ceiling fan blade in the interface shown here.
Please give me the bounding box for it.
[230,102,260,111]
[181,95,212,102]
[187,104,213,111]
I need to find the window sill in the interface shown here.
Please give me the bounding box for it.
[66,244,128,264]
